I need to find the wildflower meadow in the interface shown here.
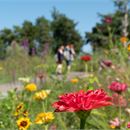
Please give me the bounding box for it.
[1,0,130,130]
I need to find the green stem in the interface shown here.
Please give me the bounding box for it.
[118,94,122,121]
[119,104,121,121]
[28,93,33,112]
[107,26,113,49]
[44,125,48,130]
[76,111,91,130]
[42,101,45,112]
[80,117,87,129]
[85,63,88,72]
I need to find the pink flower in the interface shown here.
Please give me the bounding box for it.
[102,60,112,67]
[108,81,127,93]
[52,89,112,112]
[100,59,113,70]
[127,122,130,128]
[104,17,112,24]
[109,117,121,128]
[80,55,92,62]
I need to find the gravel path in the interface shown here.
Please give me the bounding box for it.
[0,72,88,94]
[0,82,23,92]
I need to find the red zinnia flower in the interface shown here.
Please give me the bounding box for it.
[80,55,92,62]
[108,81,127,93]
[52,89,112,112]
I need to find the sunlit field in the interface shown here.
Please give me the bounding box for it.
[0,41,130,130]
[1,0,130,130]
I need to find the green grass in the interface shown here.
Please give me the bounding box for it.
[0,45,130,129]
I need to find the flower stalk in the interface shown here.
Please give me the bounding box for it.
[118,94,122,121]
[80,117,87,129]
[44,125,48,130]
[76,111,91,129]
[85,63,88,72]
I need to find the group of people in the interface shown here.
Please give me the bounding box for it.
[55,44,76,74]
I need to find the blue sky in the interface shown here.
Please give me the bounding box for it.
[0,0,115,37]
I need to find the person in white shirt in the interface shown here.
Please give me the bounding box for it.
[64,43,75,72]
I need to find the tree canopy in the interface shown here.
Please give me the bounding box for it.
[51,9,83,52]
[85,0,130,50]
[0,9,83,58]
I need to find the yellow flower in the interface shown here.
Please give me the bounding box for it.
[120,36,128,44]
[14,111,19,117]
[70,78,79,83]
[34,90,50,100]
[35,112,54,124]
[16,103,24,112]
[17,117,31,130]
[110,125,116,129]
[23,110,29,117]
[128,44,130,51]
[13,103,24,117]
[25,83,37,92]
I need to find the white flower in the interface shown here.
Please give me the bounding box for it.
[18,77,31,83]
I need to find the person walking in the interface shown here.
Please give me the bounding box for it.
[55,45,64,75]
[64,43,75,72]
[70,44,76,62]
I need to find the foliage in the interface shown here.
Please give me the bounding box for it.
[85,11,125,50]
[86,0,130,50]
[35,16,52,52]
[0,9,83,58]
[51,8,83,52]
[0,40,130,129]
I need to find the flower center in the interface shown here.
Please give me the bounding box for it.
[20,121,27,127]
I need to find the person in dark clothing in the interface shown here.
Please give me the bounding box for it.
[56,45,64,74]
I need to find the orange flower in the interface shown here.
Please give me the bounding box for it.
[120,36,128,44]
[70,78,79,84]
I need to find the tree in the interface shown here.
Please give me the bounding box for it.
[85,0,130,50]
[21,20,35,43]
[114,0,129,37]
[35,16,52,52]
[13,25,23,42]
[0,28,15,58]
[0,28,15,45]
[21,20,37,55]
[86,11,130,50]
[51,9,83,52]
